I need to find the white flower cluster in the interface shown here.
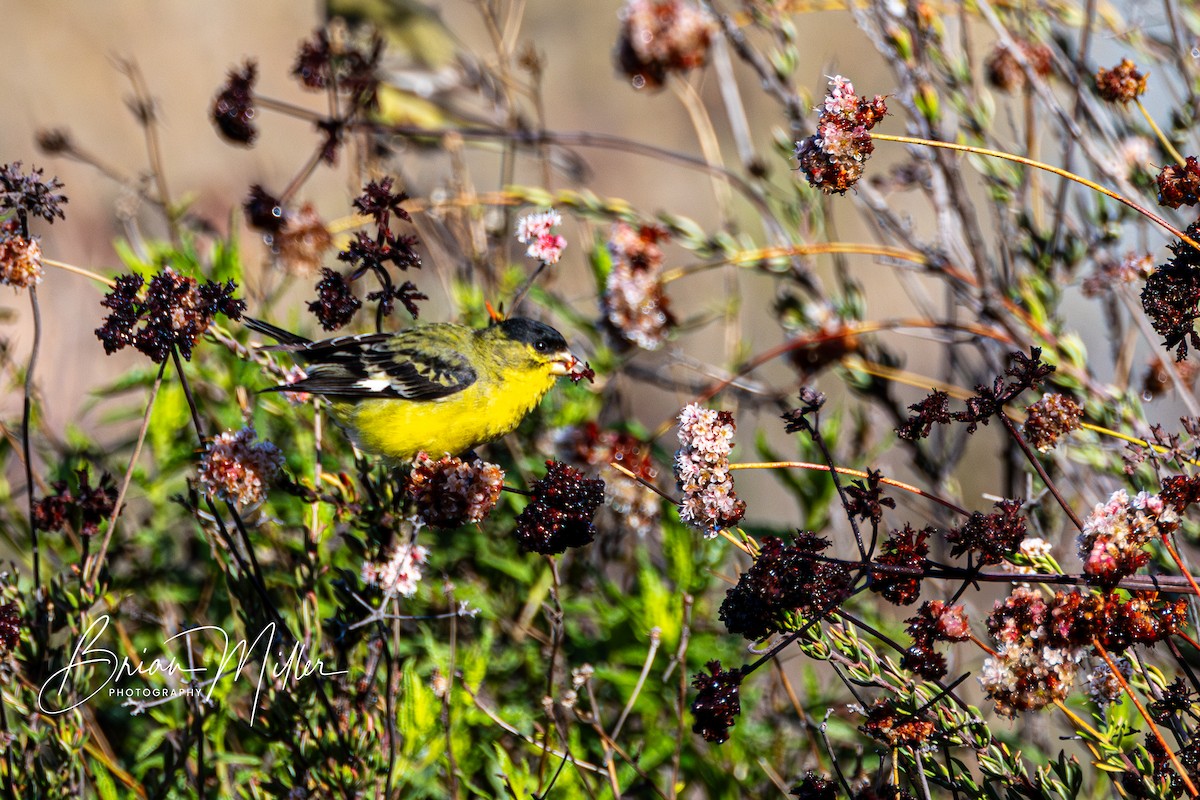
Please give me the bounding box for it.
[362,539,430,598]
[674,404,745,537]
[198,426,284,508]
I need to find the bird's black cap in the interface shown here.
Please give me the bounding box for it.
[495,317,569,353]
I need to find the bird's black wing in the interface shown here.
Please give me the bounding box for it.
[263,333,477,400]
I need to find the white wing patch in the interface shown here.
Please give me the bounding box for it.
[356,375,394,392]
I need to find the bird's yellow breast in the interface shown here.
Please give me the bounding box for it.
[330,364,557,461]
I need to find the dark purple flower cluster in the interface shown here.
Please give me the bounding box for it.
[211,61,258,145]
[309,268,363,331]
[0,161,67,226]
[292,28,382,110]
[95,268,245,362]
[690,660,743,743]
[844,468,895,526]
[514,461,605,555]
[945,498,1026,566]
[869,524,930,606]
[32,467,117,537]
[0,603,18,653]
[790,773,837,800]
[902,600,970,681]
[1142,221,1200,360]
[718,533,851,641]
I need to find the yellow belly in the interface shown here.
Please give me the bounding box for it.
[329,368,556,461]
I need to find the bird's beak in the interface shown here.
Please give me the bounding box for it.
[549,351,581,376]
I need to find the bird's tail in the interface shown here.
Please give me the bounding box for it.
[243,317,312,348]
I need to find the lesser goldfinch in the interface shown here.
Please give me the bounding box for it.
[245,316,583,461]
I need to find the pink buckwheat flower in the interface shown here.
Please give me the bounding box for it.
[1077,489,1179,584]
[198,426,284,508]
[674,404,745,536]
[516,209,567,265]
[361,539,429,598]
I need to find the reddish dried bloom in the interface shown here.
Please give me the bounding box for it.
[907,600,971,643]
[900,639,947,681]
[690,660,743,744]
[0,219,42,289]
[719,533,851,640]
[795,76,888,194]
[212,61,258,145]
[844,469,895,526]
[552,423,660,538]
[514,461,605,555]
[981,587,1083,716]
[95,268,245,362]
[791,772,837,800]
[1157,156,1200,209]
[1082,253,1152,298]
[953,348,1056,434]
[308,268,361,331]
[674,404,745,536]
[1142,221,1200,360]
[1077,489,1177,585]
[1162,474,1200,512]
[276,203,333,276]
[198,426,284,508]
[243,185,285,234]
[985,40,1053,91]
[896,389,951,441]
[32,467,117,537]
[859,699,934,747]
[616,0,716,90]
[602,222,674,350]
[0,603,18,653]
[946,498,1027,566]
[407,454,504,529]
[1095,58,1147,104]
[1143,356,1200,397]
[0,161,67,224]
[1023,392,1083,452]
[870,524,930,606]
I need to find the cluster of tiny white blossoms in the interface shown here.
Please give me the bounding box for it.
[1077,489,1178,581]
[978,586,1084,717]
[1083,655,1130,707]
[407,453,504,529]
[674,403,745,537]
[515,209,567,265]
[198,426,285,508]
[361,538,430,598]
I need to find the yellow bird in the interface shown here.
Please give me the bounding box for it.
[245,316,583,461]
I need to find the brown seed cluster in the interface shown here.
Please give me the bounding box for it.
[552,422,660,539]
[602,222,674,351]
[795,76,888,194]
[1157,156,1200,209]
[1022,392,1083,452]
[946,498,1027,566]
[984,39,1053,92]
[1095,58,1147,104]
[869,524,930,606]
[32,467,117,537]
[406,454,504,529]
[0,219,42,289]
[615,0,717,90]
[859,699,935,747]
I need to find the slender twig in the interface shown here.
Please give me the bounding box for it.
[996,413,1084,531]
[1137,100,1187,167]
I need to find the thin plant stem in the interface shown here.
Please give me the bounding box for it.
[23,286,42,600]
[873,133,1200,251]
[42,258,116,287]
[1137,99,1187,166]
[996,413,1084,531]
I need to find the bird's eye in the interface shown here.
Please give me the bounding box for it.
[534,340,548,352]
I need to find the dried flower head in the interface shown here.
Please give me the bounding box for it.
[896,389,952,441]
[514,460,605,555]
[198,426,284,508]
[1078,489,1178,584]
[719,533,851,640]
[795,76,888,194]
[407,454,504,529]
[552,423,661,538]
[0,162,67,225]
[516,209,567,265]
[690,660,743,743]
[870,524,930,606]
[1023,392,1083,452]
[844,468,895,526]
[275,203,333,276]
[1083,655,1130,707]
[907,600,971,643]
[985,39,1053,92]
[791,772,837,800]
[0,603,19,654]
[32,467,117,537]
[244,185,285,234]
[1095,58,1147,104]
[362,539,428,598]
[0,220,42,289]
[946,498,1027,566]
[308,267,361,331]
[602,222,674,350]
[859,699,934,747]
[615,0,717,90]
[1082,253,1152,298]
[674,403,745,536]
[1142,221,1200,360]
[212,61,258,145]
[292,28,382,110]
[1157,157,1200,209]
[95,267,245,362]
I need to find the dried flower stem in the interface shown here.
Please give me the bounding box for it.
[1137,99,1187,167]
[1159,533,1200,599]
[1094,638,1199,797]
[996,413,1084,531]
[729,461,969,517]
[42,258,116,287]
[873,133,1200,252]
